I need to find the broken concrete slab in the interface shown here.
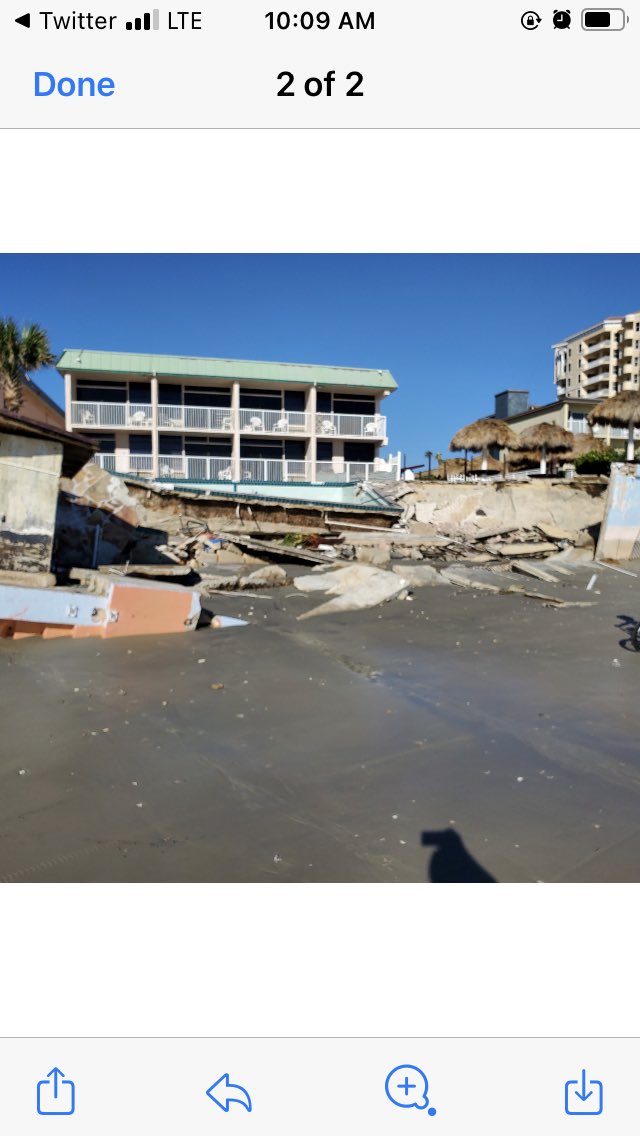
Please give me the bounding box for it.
[510,560,562,583]
[493,542,559,558]
[391,564,451,587]
[0,570,57,589]
[240,565,289,589]
[198,574,240,593]
[219,532,329,565]
[441,567,502,593]
[535,523,578,542]
[295,564,407,619]
[355,545,392,567]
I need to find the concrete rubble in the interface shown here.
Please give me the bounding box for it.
[0,465,617,638]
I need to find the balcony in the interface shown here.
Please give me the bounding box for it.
[91,453,400,483]
[584,337,611,356]
[584,386,611,400]
[159,457,311,482]
[72,402,152,428]
[316,413,386,438]
[583,371,613,388]
[316,458,399,482]
[91,453,153,473]
[92,453,117,472]
[158,455,235,480]
[158,405,233,432]
[238,408,309,434]
[582,357,611,375]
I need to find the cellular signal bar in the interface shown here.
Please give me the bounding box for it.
[125,9,160,31]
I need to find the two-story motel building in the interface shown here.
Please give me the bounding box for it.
[59,350,399,484]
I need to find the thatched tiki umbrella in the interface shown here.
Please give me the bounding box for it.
[450,417,518,473]
[513,422,574,475]
[588,390,640,461]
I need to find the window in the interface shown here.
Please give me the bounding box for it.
[185,438,232,457]
[184,386,231,408]
[284,390,305,411]
[344,441,375,461]
[159,435,183,456]
[239,388,281,409]
[129,381,151,403]
[129,433,152,454]
[240,439,283,458]
[159,384,182,405]
[333,394,375,415]
[284,440,305,460]
[91,432,116,454]
[76,380,126,403]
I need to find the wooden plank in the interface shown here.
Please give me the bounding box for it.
[218,532,329,564]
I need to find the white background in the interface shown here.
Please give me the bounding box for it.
[1,127,639,1041]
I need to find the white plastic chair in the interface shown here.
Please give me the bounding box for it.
[365,416,383,436]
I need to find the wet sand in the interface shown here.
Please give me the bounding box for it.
[1,566,639,882]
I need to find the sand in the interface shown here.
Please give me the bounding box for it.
[1,565,639,882]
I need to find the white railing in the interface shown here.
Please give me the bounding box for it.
[71,401,153,428]
[589,424,640,440]
[157,456,235,480]
[157,405,233,432]
[584,340,611,356]
[316,413,386,438]
[583,387,611,399]
[315,459,399,482]
[129,454,154,473]
[583,358,611,373]
[238,459,310,482]
[91,453,117,472]
[239,409,309,434]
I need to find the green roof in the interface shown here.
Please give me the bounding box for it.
[56,349,397,391]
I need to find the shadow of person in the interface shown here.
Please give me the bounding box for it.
[421,829,496,883]
[615,614,639,652]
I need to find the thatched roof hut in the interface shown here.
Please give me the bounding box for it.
[588,390,640,460]
[512,421,575,473]
[566,433,607,459]
[513,422,574,452]
[450,417,518,471]
[430,454,502,479]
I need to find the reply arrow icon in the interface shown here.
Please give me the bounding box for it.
[206,1073,252,1113]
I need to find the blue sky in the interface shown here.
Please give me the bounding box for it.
[2,253,639,464]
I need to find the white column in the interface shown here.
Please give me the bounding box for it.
[151,375,159,478]
[115,431,129,473]
[231,381,240,479]
[64,372,72,431]
[307,384,317,481]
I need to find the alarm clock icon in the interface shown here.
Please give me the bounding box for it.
[553,9,572,26]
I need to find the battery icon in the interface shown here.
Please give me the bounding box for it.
[582,8,628,28]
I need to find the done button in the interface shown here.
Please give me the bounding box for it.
[34,72,116,96]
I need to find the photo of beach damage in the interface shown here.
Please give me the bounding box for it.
[1,254,640,883]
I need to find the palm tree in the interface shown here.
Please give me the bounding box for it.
[0,318,55,414]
